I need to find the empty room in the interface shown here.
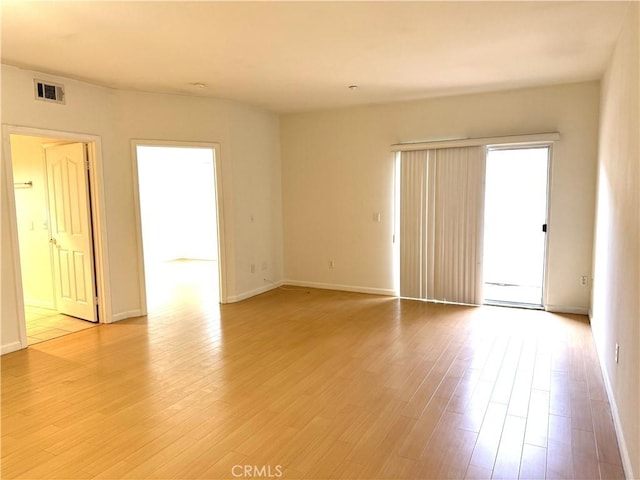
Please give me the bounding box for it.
[1,2,638,479]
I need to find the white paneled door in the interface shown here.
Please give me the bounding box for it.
[45,143,98,322]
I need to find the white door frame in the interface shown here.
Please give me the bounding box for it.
[2,125,112,346]
[130,139,228,312]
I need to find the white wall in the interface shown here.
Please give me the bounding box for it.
[1,163,25,354]
[1,65,119,351]
[281,82,600,310]
[10,135,56,308]
[592,3,639,477]
[114,90,283,302]
[1,64,283,352]
[229,105,283,297]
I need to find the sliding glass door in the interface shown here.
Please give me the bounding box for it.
[482,146,550,307]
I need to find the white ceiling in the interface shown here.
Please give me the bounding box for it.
[1,1,630,113]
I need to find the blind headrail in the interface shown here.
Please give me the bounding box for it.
[391,132,560,152]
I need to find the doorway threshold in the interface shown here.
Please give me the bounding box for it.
[483,300,544,310]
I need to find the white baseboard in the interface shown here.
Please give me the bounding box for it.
[24,299,55,310]
[589,313,635,480]
[545,304,589,315]
[109,309,144,323]
[1,341,24,355]
[226,282,282,303]
[284,279,395,297]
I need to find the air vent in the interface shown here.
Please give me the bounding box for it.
[34,79,65,104]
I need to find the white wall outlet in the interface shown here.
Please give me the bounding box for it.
[580,275,588,286]
[373,212,381,223]
[615,343,619,364]
[329,260,335,269]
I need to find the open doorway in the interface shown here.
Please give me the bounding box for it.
[482,146,550,307]
[135,144,222,314]
[10,134,99,344]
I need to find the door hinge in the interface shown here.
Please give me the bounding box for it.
[95,296,99,306]
[85,158,90,171]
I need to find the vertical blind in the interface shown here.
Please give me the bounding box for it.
[399,150,429,299]
[399,146,486,305]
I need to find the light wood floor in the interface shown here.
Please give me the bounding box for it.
[1,265,625,479]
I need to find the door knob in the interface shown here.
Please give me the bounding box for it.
[49,238,57,245]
